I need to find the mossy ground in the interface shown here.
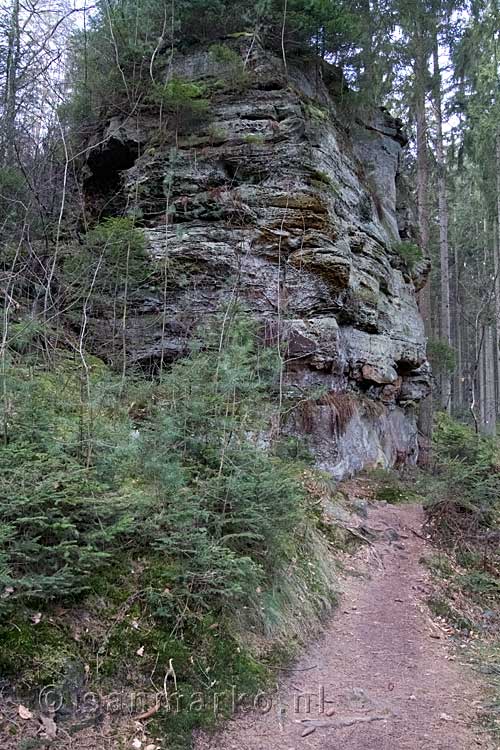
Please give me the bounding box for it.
[365,466,425,505]
[0,551,287,747]
[1,534,338,750]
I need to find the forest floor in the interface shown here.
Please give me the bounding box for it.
[195,501,494,750]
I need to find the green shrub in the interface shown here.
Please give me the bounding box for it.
[136,313,304,617]
[151,78,211,131]
[305,103,329,121]
[209,43,241,64]
[420,415,500,743]
[0,445,131,604]
[244,133,266,144]
[433,412,496,466]
[4,320,55,356]
[0,365,135,613]
[461,571,500,597]
[0,308,342,748]
[273,436,315,463]
[0,311,309,627]
[208,43,249,88]
[393,240,423,271]
[424,413,500,531]
[206,123,228,143]
[62,216,150,299]
[427,338,456,375]
[308,169,333,188]
[61,0,363,133]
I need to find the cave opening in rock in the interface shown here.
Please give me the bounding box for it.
[395,360,418,378]
[84,137,139,216]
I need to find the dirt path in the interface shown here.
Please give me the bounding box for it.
[195,504,490,750]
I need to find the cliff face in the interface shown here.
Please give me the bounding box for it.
[83,40,431,478]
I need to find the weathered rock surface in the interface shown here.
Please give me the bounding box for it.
[83,40,430,478]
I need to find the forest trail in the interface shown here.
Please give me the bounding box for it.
[195,503,491,750]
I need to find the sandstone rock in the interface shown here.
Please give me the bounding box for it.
[362,364,399,385]
[82,40,431,479]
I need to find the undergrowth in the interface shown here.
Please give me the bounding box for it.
[366,466,424,505]
[0,308,340,749]
[392,240,423,271]
[416,414,500,742]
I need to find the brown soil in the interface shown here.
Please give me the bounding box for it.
[195,504,492,750]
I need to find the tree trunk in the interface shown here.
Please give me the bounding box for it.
[480,327,487,429]
[453,243,463,411]
[1,0,20,167]
[415,29,432,462]
[493,217,500,419]
[495,133,500,421]
[482,323,496,436]
[432,43,452,414]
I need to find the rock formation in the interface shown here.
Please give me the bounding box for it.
[83,39,431,478]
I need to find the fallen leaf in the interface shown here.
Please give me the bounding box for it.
[18,705,33,720]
